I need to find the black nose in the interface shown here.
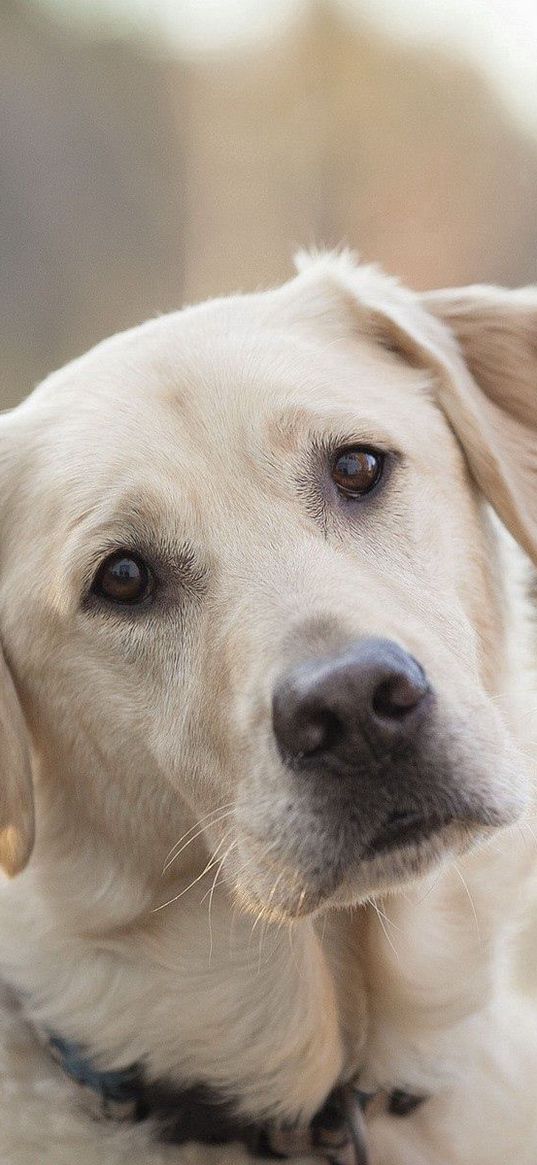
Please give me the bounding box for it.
[272,637,432,770]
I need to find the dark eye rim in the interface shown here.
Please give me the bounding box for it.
[330,444,386,499]
[90,551,155,607]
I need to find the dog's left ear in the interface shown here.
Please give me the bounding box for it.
[0,645,34,876]
[421,285,537,564]
[354,275,537,566]
[291,260,536,562]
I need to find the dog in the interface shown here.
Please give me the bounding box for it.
[0,251,536,1165]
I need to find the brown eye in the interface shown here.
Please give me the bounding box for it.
[331,447,384,497]
[92,553,152,605]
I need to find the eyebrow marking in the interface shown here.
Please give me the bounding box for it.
[267,405,402,457]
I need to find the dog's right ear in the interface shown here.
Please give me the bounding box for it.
[0,645,34,876]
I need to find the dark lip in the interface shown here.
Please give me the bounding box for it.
[363,811,452,856]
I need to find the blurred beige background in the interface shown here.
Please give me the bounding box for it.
[2,0,537,406]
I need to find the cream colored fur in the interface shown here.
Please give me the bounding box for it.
[0,253,536,1164]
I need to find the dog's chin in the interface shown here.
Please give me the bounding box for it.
[232,819,489,922]
[330,817,489,910]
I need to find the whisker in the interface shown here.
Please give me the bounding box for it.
[153,829,235,912]
[452,861,481,941]
[249,864,285,941]
[372,897,403,933]
[287,914,304,981]
[205,840,238,964]
[199,834,237,910]
[415,865,450,905]
[368,897,400,963]
[162,801,236,867]
[162,808,236,874]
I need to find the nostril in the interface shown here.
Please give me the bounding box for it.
[298,708,344,758]
[371,668,429,721]
[272,683,346,763]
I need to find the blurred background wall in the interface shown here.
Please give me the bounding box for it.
[2,0,536,406]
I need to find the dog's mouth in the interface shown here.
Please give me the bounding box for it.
[318,810,468,914]
[363,808,453,856]
[231,800,491,922]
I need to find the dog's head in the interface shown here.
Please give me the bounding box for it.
[0,254,535,920]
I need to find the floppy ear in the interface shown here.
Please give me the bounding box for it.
[332,261,537,565]
[420,285,537,564]
[0,645,34,876]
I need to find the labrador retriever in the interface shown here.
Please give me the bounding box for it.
[0,252,536,1165]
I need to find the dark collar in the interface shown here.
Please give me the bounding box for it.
[46,1032,372,1163]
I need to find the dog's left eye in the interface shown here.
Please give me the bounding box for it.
[92,553,153,605]
[331,447,384,497]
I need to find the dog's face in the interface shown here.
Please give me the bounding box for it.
[0,255,535,919]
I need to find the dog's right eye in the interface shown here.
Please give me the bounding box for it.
[91,553,153,605]
[331,446,384,498]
